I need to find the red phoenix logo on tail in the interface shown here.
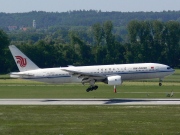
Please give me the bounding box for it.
[15,56,27,67]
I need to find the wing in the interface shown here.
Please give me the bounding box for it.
[62,69,107,83]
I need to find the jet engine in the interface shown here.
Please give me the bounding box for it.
[107,75,122,85]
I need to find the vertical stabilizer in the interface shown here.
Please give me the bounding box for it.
[9,45,39,72]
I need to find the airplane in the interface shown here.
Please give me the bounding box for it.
[9,45,175,92]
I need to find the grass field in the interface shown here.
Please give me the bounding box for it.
[0,69,179,134]
[0,83,179,98]
[0,105,180,135]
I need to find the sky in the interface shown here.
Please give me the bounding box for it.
[0,0,179,13]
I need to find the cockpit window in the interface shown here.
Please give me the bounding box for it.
[167,67,171,70]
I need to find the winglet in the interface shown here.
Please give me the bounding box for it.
[9,45,40,72]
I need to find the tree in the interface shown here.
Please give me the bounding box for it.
[103,21,114,47]
[165,21,180,67]
[69,32,92,65]
[127,20,141,43]
[0,29,10,73]
[92,23,104,46]
[103,21,116,63]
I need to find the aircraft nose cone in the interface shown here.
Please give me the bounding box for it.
[171,68,175,74]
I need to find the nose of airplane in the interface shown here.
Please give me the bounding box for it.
[170,67,175,74]
[172,68,175,73]
[166,66,175,75]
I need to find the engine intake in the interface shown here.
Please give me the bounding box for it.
[107,75,122,85]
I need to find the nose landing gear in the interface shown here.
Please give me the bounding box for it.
[159,78,163,86]
[159,82,162,86]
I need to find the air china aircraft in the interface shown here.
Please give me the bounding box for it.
[9,45,174,92]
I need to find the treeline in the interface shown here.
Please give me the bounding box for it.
[0,20,180,74]
[1,10,180,29]
[2,10,180,44]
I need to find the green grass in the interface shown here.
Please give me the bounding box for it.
[0,106,180,135]
[0,74,10,79]
[0,84,179,98]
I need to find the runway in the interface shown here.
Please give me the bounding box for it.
[0,98,180,105]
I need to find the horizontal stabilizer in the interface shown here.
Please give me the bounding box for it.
[10,72,35,78]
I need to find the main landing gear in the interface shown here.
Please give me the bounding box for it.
[86,85,98,92]
[85,79,98,92]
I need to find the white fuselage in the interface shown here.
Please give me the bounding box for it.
[10,63,174,84]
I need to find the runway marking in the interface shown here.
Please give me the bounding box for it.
[0,99,180,105]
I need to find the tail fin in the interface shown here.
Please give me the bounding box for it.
[9,45,40,72]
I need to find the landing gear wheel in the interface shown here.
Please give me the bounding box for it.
[94,85,98,90]
[159,83,162,86]
[86,89,90,92]
[86,87,91,92]
[86,85,98,92]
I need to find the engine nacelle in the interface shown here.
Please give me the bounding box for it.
[107,75,122,85]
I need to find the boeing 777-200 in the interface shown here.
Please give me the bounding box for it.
[9,45,175,92]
